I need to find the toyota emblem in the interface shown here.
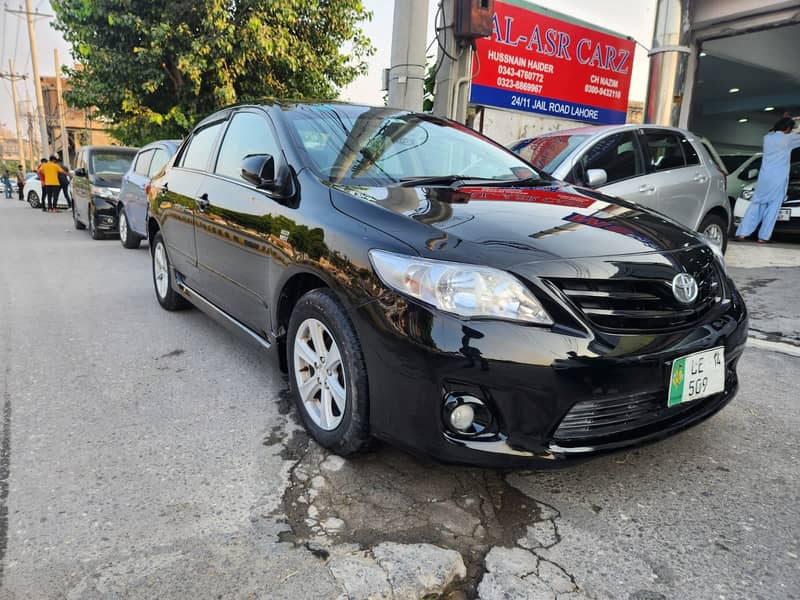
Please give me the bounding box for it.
[672,273,698,304]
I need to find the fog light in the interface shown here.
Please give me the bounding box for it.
[449,403,475,432]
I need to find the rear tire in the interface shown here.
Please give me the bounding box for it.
[287,289,370,456]
[151,231,190,311]
[699,213,728,253]
[119,206,142,249]
[27,190,40,209]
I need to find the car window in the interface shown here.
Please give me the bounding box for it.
[738,157,762,181]
[149,148,171,177]
[133,150,154,176]
[181,122,225,171]
[574,131,645,185]
[680,138,700,166]
[215,111,281,182]
[644,132,686,171]
[90,151,136,176]
[721,155,749,172]
[513,135,589,174]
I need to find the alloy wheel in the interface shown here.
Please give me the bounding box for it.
[703,223,724,248]
[293,318,346,431]
[153,242,169,299]
[119,211,128,244]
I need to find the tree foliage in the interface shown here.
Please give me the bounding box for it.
[52,0,374,146]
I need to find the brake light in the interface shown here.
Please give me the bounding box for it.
[145,183,151,196]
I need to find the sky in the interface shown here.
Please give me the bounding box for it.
[1,0,657,139]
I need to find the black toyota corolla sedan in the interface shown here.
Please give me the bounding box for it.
[147,102,747,467]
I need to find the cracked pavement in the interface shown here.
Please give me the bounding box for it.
[0,202,799,599]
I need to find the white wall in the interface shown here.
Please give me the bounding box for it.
[692,0,800,31]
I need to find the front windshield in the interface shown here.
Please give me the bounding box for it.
[90,151,136,177]
[284,105,544,186]
[513,134,589,174]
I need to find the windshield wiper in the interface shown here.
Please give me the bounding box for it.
[481,177,554,187]
[398,175,501,187]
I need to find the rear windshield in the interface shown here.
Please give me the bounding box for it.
[720,155,750,172]
[511,135,589,174]
[90,151,136,176]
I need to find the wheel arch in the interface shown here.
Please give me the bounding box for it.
[275,271,330,372]
[147,217,160,250]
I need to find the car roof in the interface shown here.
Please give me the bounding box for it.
[529,123,697,141]
[83,145,138,153]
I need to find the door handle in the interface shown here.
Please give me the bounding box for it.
[159,182,169,196]
[196,193,210,211]
[692,173,708,183]
[639,184,656,193]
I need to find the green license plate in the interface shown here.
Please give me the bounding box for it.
[668,347,725,407]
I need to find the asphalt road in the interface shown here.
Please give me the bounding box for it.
[0,199,798,600]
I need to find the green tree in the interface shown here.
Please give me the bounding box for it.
[52,0,374,146]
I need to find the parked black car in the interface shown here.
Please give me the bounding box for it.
[72,146,137,239]
[147,102,748,467]
[118,140,180,249]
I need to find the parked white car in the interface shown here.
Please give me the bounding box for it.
[24,175,69,209]
[722,153,762,207]
[733,147,800,236]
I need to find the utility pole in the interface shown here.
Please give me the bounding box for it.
[388,0,429,111]
[7,2,54,157]
[53,49,69,164]
[2,61,28,171]
[431,0,474,122]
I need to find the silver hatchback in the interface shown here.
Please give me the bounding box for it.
[511,125,731,250]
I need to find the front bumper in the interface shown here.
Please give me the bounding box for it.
[351,283,748,468]
[734,196,800,234]
[92,198,118,231]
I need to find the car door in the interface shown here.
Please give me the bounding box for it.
[154,120,226,282]
[136,146,173,236]
[72,149,91,224]
[192,109,283,334]
[565,130,653,207]
[120,148,153,233]
[641,130,709,227]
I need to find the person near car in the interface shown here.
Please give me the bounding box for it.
[39,156,65,213]
[57,159,72,208]
[1,170,11,199]
[16,165,25,201]
[735,116,800,243]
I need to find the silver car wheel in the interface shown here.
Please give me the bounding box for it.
[153,242,169,299]
[293,318,346,431]
[119,211,128,243]
[703,223,724,248]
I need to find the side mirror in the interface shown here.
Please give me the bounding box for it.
[746,168,759,180]
[74,167,87,177]
[586,168,607,188]
[241,154,275,189]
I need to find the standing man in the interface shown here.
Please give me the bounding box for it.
[39,156,65,213]
[1,170,11,199]
[735,116,800,243]
[57,158,72,209]
[37,159,47,212]
[16,165,25,201]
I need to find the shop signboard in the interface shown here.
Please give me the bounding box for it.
[469,0,635,125]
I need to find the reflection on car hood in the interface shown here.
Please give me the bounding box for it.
[93,175,123,187]
[330,181,702,267]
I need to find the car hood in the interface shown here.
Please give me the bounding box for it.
[329,181,703,268]
[91,174,123,188]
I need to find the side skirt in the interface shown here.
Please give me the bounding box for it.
[174,276,272,352]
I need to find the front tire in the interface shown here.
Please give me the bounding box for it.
[699,213,728,253]
[27,190,40,209]
[89,206,104,240]
[151,231,190,311]
[288,289,370,455]
[119,206,142,249]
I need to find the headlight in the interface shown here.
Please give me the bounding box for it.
[91,185,117,200]
[742,188,754,200]
[368,249,552,325]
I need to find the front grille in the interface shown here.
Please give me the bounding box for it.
[547,253,724,332]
